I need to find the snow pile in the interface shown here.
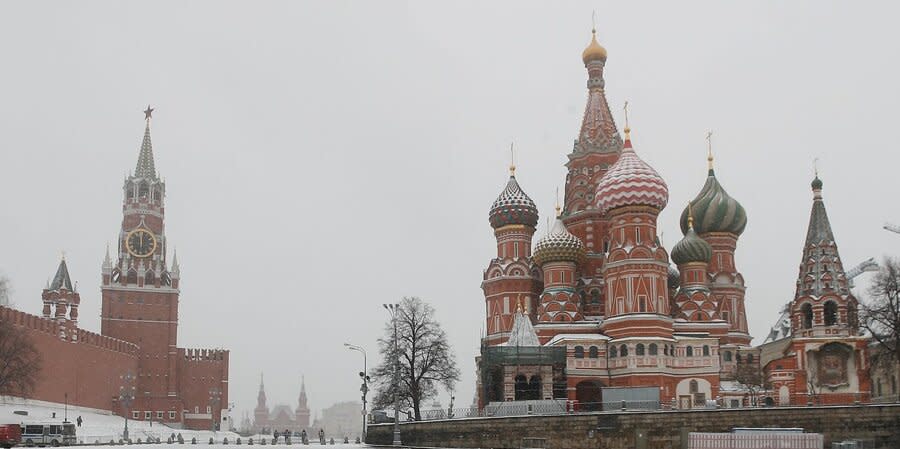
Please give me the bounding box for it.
[0,398,240,444]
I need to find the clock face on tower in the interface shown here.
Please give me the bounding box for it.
[126,228,157,258]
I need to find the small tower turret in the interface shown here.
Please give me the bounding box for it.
[534,209,586,324]
[482,153,543,345]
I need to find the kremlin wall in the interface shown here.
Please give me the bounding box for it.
[0,109,229,431]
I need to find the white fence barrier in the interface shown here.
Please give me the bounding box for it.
[688,432,824,449]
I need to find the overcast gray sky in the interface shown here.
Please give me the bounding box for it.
[2,1,899,421]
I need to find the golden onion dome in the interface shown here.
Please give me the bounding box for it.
[582,29,607,63]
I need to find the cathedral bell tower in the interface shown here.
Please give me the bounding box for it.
[101,106,181,406]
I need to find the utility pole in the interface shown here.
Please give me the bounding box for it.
[344,343,369,442]
[118,371,135,442]
[383,303,401,446]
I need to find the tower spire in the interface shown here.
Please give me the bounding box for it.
[135,106,158,180]
[706,130,714,174]
[49,255,74,291]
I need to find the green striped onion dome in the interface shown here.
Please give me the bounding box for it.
[679,170,747,236]
[671,226,713,265]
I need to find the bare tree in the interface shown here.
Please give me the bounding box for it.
[371,297,460,421]
[0,274,10,307]
[734,357,770,406]
[0,317,42,398]
[861,258,900,370]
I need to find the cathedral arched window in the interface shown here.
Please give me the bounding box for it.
[636,344,645,356]
[686,346,694,357]
[514,375,528,400]
[723,351,732,362]
[588,346,598,359]
[610,346,617,358]
[746,354,754,364]
[801,303,813,329]
[689,380,699,394]
[574,346,584,359]
[620,344,628,357]
[703,345,710,357]
[663,345,669,356]
[824,301,838,326]
[649,343,658,356]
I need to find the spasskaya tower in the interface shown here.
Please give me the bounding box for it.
[101,105,181,416]
[100,107,228,429]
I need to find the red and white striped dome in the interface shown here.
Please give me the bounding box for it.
[595,138,668,214]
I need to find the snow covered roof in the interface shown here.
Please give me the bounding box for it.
[763,307,792,344]
[545,333,608,346]
[504,307,540,347]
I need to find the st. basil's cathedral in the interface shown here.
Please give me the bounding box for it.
[477,29,871,409]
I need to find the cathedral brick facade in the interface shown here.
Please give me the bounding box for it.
[479,29,870,410]
[0,111,229,430]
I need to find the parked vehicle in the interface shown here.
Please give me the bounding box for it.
[0,424,22,449]
[20,423,75,447]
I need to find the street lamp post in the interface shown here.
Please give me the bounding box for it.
[383,303,401,446]
[209,388,222,432]
[344,343,369,442]
[118,372,135,442]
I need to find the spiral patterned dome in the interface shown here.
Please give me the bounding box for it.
[671,226,713,265]
[489,174,539,229]
[679,169,746,236]
[595,138,669,214]
[667,264,681,290]
[533,218,586,266]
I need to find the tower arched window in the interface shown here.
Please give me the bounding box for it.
[689,380,699,394]
[619,344,628,357]
[663,345,669,356]
[145,272,155,285]
[824,301,838,326]
[139,182,149,199]
[686,346,694,357]
[702,345,710,357]
[649,343,658,356]
[723,351,732,362]
[588,346,598,359]
[746,354,754,364]
[574,346,584,359]
[636,344,645,356]
[127,270,138,285]
[801,303,813,329]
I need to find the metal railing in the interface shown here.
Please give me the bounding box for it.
[395,393,891,423]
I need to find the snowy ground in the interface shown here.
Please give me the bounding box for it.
[0,399,240,445]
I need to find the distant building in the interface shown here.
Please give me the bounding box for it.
[314,401,361,439]
[253,375,310,434]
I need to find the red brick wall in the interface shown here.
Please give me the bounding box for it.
[177,349,230,430]
[1,306,138,411]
